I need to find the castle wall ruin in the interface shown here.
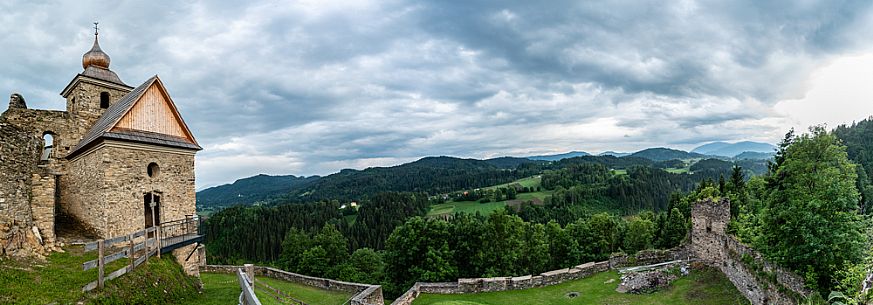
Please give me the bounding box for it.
[0,119,47,256]
[691,198,809,305]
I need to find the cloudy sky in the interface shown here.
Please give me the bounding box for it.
[3,1,873,189]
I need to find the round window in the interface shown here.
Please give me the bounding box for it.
[147,162,160,178]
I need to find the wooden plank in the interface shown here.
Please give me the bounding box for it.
[105,265,130,282]
[83,259,98,271]
[103,234,129,248]
[84,242,134,271]
[84,241,99,252]
[134,254,147,268]
[82,280,98,292]
[112,84,190,140]
[132,229,146,239]
[103,248,128,265]
[238,268,263,305]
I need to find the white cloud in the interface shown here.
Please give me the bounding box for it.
[3,1,873,188]
[775,53,873,130]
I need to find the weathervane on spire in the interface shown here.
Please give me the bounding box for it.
[93,22,99,37]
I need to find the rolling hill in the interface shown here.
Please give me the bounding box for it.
[598,151,631,157]
[629,147,706,161]
[526,151,590,161]
[196,174,320,210]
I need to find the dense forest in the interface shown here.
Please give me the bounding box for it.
[196,174,321,209]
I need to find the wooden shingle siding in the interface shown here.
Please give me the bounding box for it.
[113,85,187,139]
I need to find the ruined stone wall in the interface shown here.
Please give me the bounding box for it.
[691,198,809,305]
[390,260,613,305]
[1,108,72,159]
[0,121,45,256]
[66,142,195,238]
[62,145,106,236]
[31,173,57,250]
[691,198,730,264]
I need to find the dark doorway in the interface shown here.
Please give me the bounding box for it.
[144,192,161,236]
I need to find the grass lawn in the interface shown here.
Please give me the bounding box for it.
[0,245,131,304]
[427,176,554,217]
[192,272,353,305]
[426,191,554,217]
[411,267,749,305]
[0,245,203,304]
[665,167,690,174]
[611,169,628,175]
[485,175,542,190]
[344,214,357,225]
[427,200,509,217]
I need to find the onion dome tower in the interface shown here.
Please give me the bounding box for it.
[82,27,111,69]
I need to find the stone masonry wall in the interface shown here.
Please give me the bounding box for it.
[391,260,613,305]
[62,146,106,236]
[0,120,45,256]
[691,198,809,305]
[66,143,195,238]
[203,265,385,305]
[31,173,57,250]
[172,243,203,277]
[64,81,131,150]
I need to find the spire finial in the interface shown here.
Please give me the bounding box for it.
[83,22,110,69]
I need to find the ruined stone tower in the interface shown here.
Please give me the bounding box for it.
[0,28,203,272]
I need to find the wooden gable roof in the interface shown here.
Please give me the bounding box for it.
[67,76,201,158]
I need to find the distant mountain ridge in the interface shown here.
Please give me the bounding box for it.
[526,151,590,161]
[692,141,775,157]
[196,174,320,209]
[197,142,773,210]
[629,147,707,161]
[197,156,542,210]
[598,151,631,157]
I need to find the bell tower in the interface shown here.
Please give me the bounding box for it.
[59,23,133,145]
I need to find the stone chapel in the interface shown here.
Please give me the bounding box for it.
[0,28,203,273]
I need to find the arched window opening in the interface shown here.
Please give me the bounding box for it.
[41,133,55,161]
[147,162,160,178]
[100,92,110,109]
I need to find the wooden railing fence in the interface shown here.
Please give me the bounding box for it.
[81,216,202,292]
[81,226,160,292]
[238,265,263,305]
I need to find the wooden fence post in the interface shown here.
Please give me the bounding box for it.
[97,239,105,290]
[128,233,134,270]
[245,264,254,285]
[156,225,161,258]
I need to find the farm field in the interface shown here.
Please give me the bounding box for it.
[411,267,749,305]
[427,176,553,217]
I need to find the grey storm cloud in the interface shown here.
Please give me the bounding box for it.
[1,0,872,188]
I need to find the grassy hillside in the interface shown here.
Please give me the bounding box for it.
[0,245,201,304]
[427,176,553,217]
[630,148,707,161]
[196,174,320,211]
[411,267,748,305]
